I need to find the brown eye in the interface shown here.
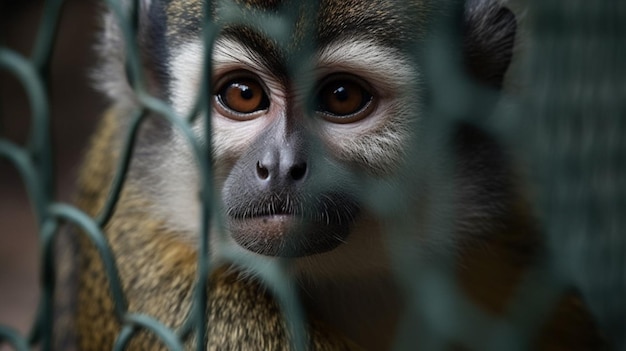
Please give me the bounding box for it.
[216,76,269,116]
[317,76,373,123]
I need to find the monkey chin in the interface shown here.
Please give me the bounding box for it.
[227,215,354,257]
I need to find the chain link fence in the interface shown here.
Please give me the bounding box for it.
[1,0,624,350]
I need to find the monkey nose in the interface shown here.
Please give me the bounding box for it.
[256,152,308,185]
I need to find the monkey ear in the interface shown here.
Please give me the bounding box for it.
[463,0,517,90]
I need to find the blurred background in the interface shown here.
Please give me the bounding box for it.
[0,0,105,336]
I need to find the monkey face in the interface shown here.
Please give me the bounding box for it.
[211,37,417,257]
[151,2,425,259]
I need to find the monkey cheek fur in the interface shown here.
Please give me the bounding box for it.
[228,215,354,257]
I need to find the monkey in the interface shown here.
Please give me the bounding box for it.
[58,0,608,349]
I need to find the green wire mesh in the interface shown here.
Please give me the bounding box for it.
[519,1,626,348]
[1,0,624,350]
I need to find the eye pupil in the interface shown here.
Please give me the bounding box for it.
[240,85,254,100]
[333,86,349,102]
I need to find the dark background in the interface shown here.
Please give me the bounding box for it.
[0,0,105,336]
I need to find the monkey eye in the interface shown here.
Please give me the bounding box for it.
[215,74,270,119]
[316,74,374,123]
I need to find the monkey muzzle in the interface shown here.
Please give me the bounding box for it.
[225,192,360,257]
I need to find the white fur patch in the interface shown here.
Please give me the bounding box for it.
[168,41,204,117]
[316,39,416,94]
[169,37,280,117]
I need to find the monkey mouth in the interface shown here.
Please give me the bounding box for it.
[225,194,359,257]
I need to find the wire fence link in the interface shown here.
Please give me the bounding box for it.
[1,0,624,350]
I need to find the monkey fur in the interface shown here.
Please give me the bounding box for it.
[61,0,607,349]
[66,108,361,350]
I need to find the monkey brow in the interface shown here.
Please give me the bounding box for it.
[218,26,292,80]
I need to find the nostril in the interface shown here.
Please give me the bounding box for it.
[256,161,270,180]
[289,162,307,181]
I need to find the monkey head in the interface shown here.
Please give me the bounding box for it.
[96,0,517,273]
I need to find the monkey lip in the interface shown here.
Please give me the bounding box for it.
[227,213,353,257]
[224,191,360,257]
[235,214,298,240]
